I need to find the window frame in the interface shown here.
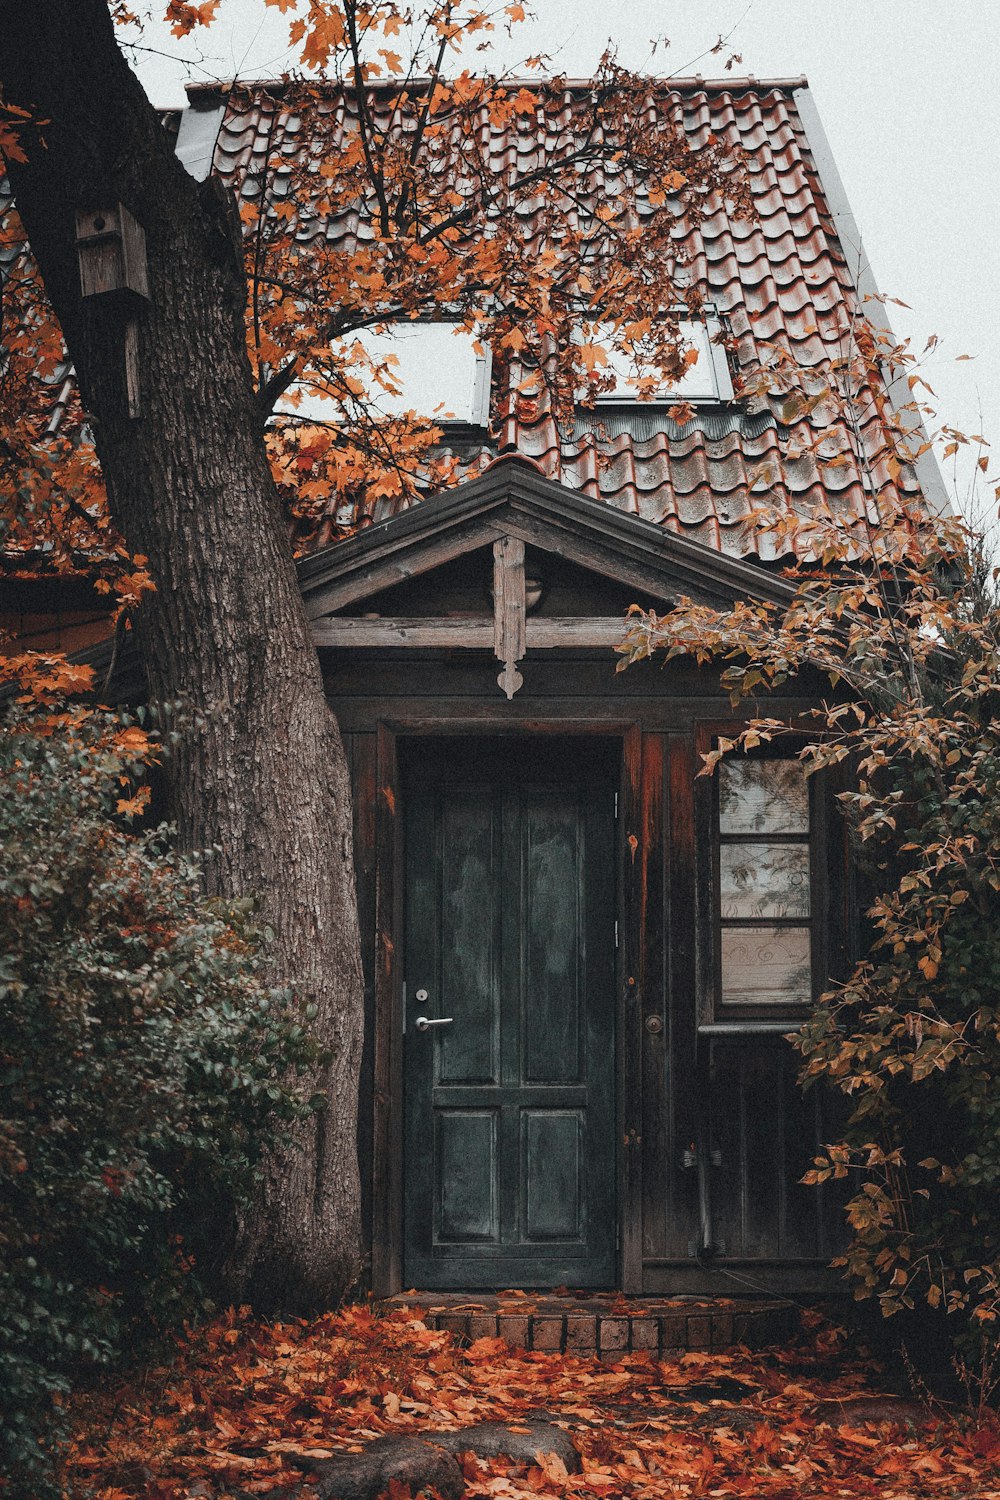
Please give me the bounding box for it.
[695,722,838,1027]
[587,310,735,406]
[283,319,494,430]
[348,319,493,428]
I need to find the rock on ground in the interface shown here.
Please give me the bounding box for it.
[296,1419,578,1500]
[303,1435,464,1500]
[426,1420,580,1471]
[812,1396,931,1428]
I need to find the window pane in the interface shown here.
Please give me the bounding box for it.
[585,319,732,402]
[721,927,811,1006]
[719,759,809,836]
[602,321,713,399]
[720,843,810,919]
[348,323,487,422]
[281,322,490,425]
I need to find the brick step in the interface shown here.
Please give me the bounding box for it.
[388,1294,797,1356]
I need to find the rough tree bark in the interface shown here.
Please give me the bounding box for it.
[0,0,364,1309]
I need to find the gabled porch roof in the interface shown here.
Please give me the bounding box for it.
[299,455,797,623]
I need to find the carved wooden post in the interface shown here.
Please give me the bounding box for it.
[492,535,525,698]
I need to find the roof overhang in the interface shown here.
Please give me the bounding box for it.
[299,457,796,696]
[298,455,797,620]
[28,459,797,707]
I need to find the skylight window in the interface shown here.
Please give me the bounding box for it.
[285,321,491,427]
[589,315,734,404]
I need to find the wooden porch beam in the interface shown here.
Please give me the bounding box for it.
[492,535,526,698]
[311,615,632,650]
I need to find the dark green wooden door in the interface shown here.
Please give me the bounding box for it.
[403,742,617,1288]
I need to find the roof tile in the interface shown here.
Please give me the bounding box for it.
[16,78,926,571]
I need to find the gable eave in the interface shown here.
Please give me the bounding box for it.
[297,457,797,618]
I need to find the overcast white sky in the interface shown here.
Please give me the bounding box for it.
[127,0,999,524]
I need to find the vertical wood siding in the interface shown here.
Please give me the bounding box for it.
[336,657,846,1296]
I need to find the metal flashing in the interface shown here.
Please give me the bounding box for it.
[174,98,226,183]
[793,85,952,518]
[184,74,811,102]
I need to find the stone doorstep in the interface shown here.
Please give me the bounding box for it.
[387,1294,796,1355]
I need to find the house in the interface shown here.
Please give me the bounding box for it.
[3,73,946,1302]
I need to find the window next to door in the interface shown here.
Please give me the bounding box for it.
[714,757,815,1014]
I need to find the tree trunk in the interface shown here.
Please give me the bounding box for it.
[1,0,364,1309]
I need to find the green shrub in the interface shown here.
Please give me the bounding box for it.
[0,717,319,1495]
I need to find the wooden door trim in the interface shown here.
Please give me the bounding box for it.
[619,724,644,1292]
[371,721,403,1296]
[370,715,640,1298]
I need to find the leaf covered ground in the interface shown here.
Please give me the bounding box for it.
[66,1304,1000,1499]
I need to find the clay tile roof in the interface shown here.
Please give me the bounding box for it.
[194,74,933,564]
[4,78,938,574]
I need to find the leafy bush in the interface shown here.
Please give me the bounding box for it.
[0,715,320,1495]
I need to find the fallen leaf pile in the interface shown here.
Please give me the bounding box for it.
[65,1304,1000,1498]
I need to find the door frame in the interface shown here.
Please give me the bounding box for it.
[369,716,643,1297]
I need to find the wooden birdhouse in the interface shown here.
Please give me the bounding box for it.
[75,204,150,309]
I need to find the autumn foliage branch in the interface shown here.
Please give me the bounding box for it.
[1,0,750,596]
[620,308,1000,1345]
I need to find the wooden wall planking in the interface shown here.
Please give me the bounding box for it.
[636,734,669,1262]
[618,726,644,1290]
[369,725,402,1294]
[663,733,701,1261]
[335,652,848,1297]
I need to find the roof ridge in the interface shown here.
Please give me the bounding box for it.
[181,73,809,104]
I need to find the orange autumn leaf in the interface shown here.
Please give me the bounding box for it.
[59,1303,1000,1500]
[116,785,152,818]
[2,653,95,702]
[111,726,155,762]
[163,0,220,35]
[578,342,609,372]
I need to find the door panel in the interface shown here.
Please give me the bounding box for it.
[522,793,583,1085]
[434,1110,499,1243]
[523,1110,584,1240]
[438,789,499,1086]
[403,741,616,1289]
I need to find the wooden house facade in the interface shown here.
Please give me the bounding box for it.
[303,458,856,1297]
[3,73,949,1300]
[232,73,940,1298]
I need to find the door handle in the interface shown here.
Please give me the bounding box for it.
[415,1015,453,1032]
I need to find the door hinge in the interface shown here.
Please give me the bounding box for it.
[614,919,619,949]
[614,791,619,819]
